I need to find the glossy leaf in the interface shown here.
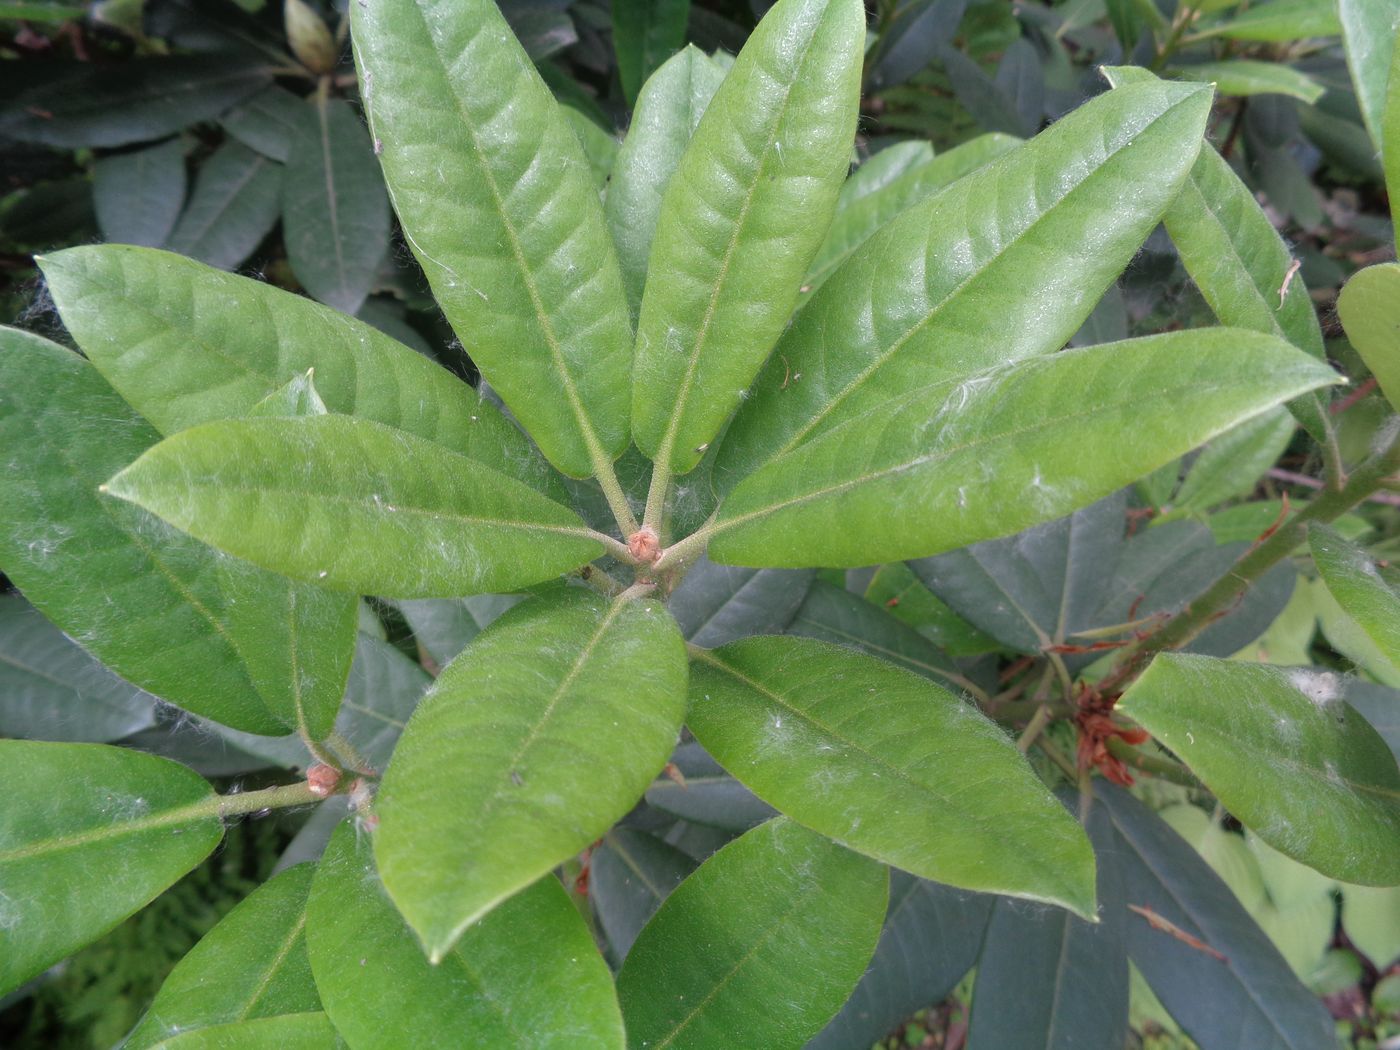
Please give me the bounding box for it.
[836,141,934,205]
[668,555,815,647]
[1119,655,1400,885]
[1096,784,1335,1050]
[1173,60,1325,104]
[164,141,282,271]
[643,740,777,832]
[717,80,1214,483]
[93,137,187,248]
[103,415,602,598]
[283,98,390,314]
[687,636,1097,917]
[804,132,1021,294]
[807,874,991,1050]
[590,828,697,961]
[785,578,960,684]
[605,46,727,315]
[374,589,687,958]
[616,818,886,1050]
[0,328,343,734]
[351,0,633,477]
[710,330,1337,568]
[308,823,625,1050]
[0,740,224,996]
[38,245,562,499]
[613,0,690,104]
[0,593,156,743]
[630,0,865,475]
[0,58,268,148]
[144,1013,344,1050]
[1311,524,1400,673]
[966,801,1128,1050]
[124,865,320,1050]
[1340,0,1400,149]
[1337,262,1400,412]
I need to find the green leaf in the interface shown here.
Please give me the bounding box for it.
[374,589,687,958]
[709,329,1337,568]
[124,865,320,1050]
[687,636,1097,917]
[630,0,865,475]
[103,415,603,599]
[283,98,390,314]
[164,141,283,271]
[1118,654,1400,885]
[396,594,524,666]
[0,58,269,148]
[667,555,815,647]
[1341,883,1400,967]
[966,801,1128,1050]
[1166,408,1296,518]
[351,0,633,478]
[249,368,329,418]
[716,80,1214,483]
[38,245,563,501]
[561,108,620,189]
[613,0,691,104]
[0,328,347,734]
[0,593,156,743]
[804,132,1021,295]
[1190,0,1341,41]
[307,823,625,1050]
[145,1013,344,1050]
[93,137,187,248]
[616,818,887,1050]
[1310,524,1400,676]
[221,84,308,163]
[0,740,224,996]
[1384,30,1400,239]
[808,873,991,1050]
[1340,0,1400,150]
[605,46,727,316]
[1095,784,1336,1050]
[1172,60,1326,104]
[590,828,697,961]
[1336,262,1400,412]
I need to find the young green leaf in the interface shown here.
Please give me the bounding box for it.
[103,415,604,598]
[351,0,633,478]
[0,740,224,996]
[613,0,690,104]
[1171,60,1325,104]
[1336,262,1400,412]
[1189,0,1340,42]
[38,245,562,500]
[164,141,283,271]
[1095,784,1336,1049]
[282,97,390,315]
[373,589,687,959]
[616,818,887,1050]
[687,636,1097,918]
[1310,524,1400,674]
[0,327,346,734]
[124,865,320,1050]
[631,0,865,476]
[1118,654,1400,885]
[1164,408,1296,519]
[605,46,728,315]
[308,823,625,1050]
[708,329,1337,568]
[717,79,1214,483]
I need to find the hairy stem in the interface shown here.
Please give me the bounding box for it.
[642,462,671,535]
[1106,737,1198,787]
[216,779,338,819]
[594,457,640,537]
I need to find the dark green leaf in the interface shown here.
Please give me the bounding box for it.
[221,84,309,163]
[617,818,887,1050]
[351,0,633,477]
[0,593,156,743]
[374,589,687,958]
[103,415,603,598]
[165,141,282,270]
[283,98,390,314]
[710,330,1336,568]
[668,555,815,647]
[940,45,1028,137]
[1096,784,1336,1050]
[613,0,690,104]
[1345,679,1400,763]
[308,822,625,1048]
[590,828,697,961]
[396,594,524,666]
[93,137,187,247]
[865,0,967,91]
[644,740,778,831]
[1119,654,1400,885]
[688,636,1097,917]
[0,740,224,996]
[124,865,320,1050]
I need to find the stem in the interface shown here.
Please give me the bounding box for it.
[594,458,640,537]
[642,462,671,535]
[591,530,641,566]
[1106,738,1198,787]
[297,725,337,769]
[1036,736,1079,781]
[1108,426,1400,678]
[326,730,377,777]
[216,780,334,819]
[616,581,658,603]
[1017,705,1053,753]
[652,516,719,575]
[574,562,625,597]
